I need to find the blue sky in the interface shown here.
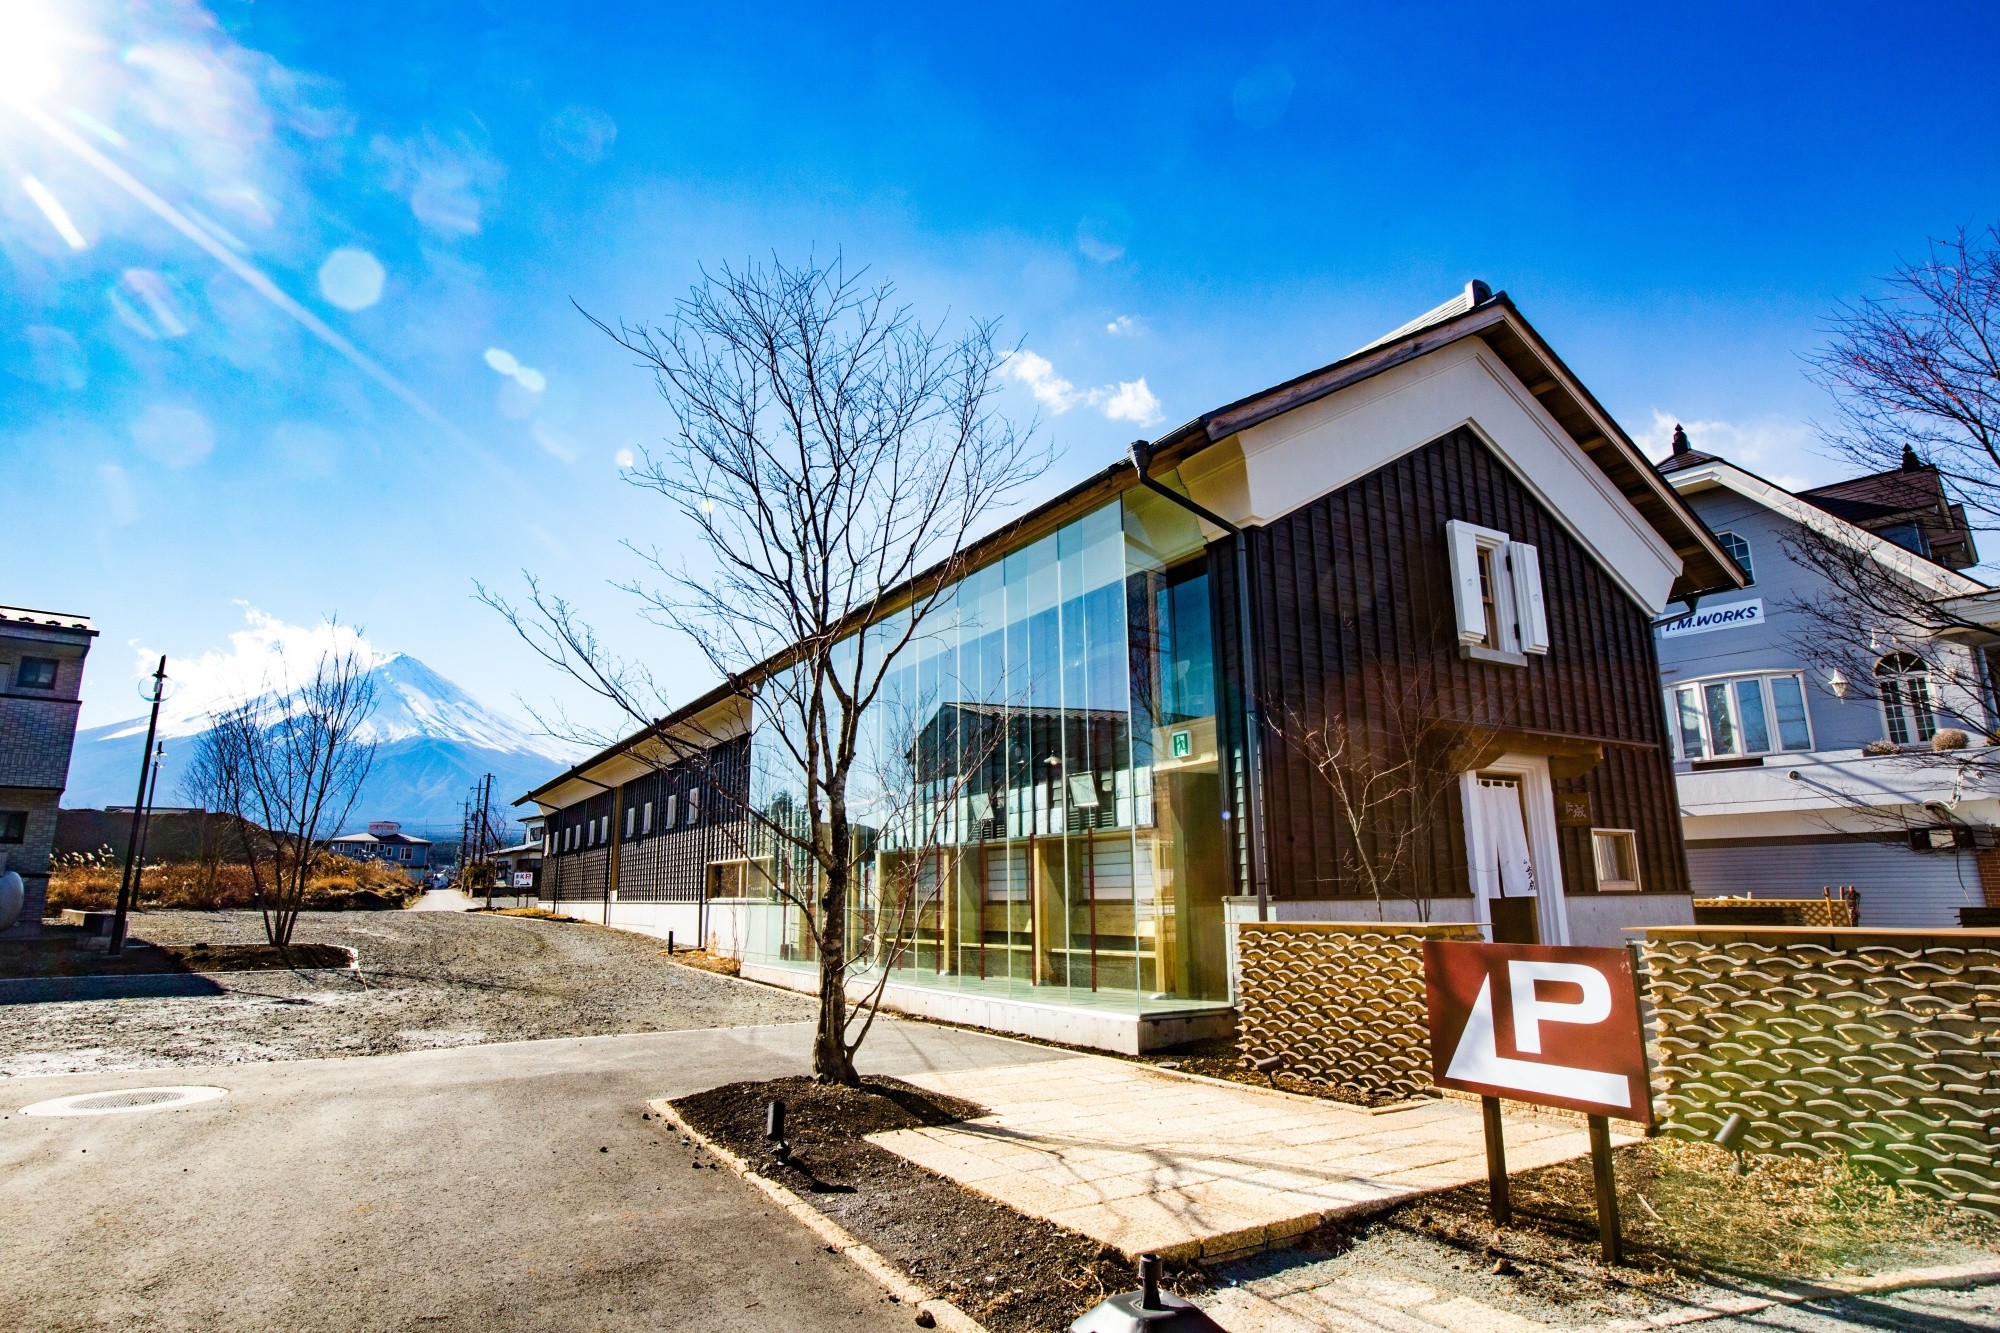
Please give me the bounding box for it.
[6,0,1998,732]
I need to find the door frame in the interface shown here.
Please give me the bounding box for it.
[1459,752,1571,945]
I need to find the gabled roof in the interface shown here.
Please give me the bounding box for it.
[1660,454,1987,599]
[1143,284,1742,601]
[1796,463,1978,570]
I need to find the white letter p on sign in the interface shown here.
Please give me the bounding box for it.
[1507,961,1611,1054]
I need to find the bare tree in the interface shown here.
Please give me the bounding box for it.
[202,643,379,948]
[483,256,1042,1084]
[178,732,238,909]
[1780,224,2000,804]
[1810,225,2000,524]
[1267,663,1490,921]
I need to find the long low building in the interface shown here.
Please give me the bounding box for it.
[519,283,1742,1051]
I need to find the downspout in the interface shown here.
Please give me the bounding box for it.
[1129,440,1270,925]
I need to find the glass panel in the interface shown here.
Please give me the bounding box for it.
[1910,677,1937,741]
[1883,680,1911,745]
[1674,687,1704,758]
[1770,676,1811,750]
[1735,678,1772,753]
[1702,682,1736,754]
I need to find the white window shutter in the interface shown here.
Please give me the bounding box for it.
[1445,520,1486,644]
[1508,541,1550,654]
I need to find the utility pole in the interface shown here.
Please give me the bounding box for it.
[129,741,166,911]
[111,657,167,954]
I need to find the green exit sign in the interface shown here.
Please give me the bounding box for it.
[1170,729,1192,759]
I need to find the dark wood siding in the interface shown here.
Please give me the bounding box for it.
[540,736,750,904]
[1220,427,1688,902]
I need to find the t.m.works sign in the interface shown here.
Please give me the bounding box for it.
[1423,941,1653,1124]
[1655,598,1763,641]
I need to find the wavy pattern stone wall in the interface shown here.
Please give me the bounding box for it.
[1639,928,2000,1212]
[1235,921,1481,1100]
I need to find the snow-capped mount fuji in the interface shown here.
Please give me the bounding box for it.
[65,653,575,833]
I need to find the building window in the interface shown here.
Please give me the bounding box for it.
[0,811,25,844]
[1877,652,1937,745]
[664,794,677,828]
[1666,671,1814,759]
[642,801,653,835]
[1591,829,1641,892]
[624,805,636,839]
[686,789,700,825]
[15,657,57,689]
[1446,520,1549,656]
[1716,531,1754,586]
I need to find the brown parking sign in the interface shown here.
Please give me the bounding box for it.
[1423,941,1652,1125]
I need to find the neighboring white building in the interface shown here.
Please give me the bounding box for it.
[327,820,434,879]
[1656,431,2000,926]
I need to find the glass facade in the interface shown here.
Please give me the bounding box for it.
[738,489,1232,1013]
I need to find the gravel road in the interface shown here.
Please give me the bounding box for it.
[1,910,812,1078]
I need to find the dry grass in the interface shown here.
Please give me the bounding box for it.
[662,947,740,977]
[490,907,581,922]
[48,848,418,914]
[1405,1136,2000,1285]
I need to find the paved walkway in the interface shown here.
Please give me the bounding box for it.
[409,887,479,911]
[871,1054,1611,1261]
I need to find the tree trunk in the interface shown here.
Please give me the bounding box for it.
[814,863,857,1085]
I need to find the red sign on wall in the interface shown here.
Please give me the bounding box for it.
[1423,941,1653,1124]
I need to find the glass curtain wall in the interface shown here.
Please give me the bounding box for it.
[741,490,1228,1012]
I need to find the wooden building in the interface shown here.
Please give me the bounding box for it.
[520,283,1741,1050]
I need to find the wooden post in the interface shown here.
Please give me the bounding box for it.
[1588,1114,1621,1264]
[1481,1096,1511,1226]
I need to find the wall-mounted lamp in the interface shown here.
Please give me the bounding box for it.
[1827,670,1850,700]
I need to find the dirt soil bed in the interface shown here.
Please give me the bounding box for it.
[674,1075,1169,1333]
[0,909,812,1078]
[1220,1137,2000,1327]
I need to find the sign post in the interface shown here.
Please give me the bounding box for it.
[1424,941,1652,1261]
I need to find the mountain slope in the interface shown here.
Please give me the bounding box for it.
[65,654,572,833]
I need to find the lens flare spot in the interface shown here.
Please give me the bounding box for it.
[317,247,384,312]
[483,347,520,376]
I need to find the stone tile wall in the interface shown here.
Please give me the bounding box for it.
[1234,921,1481,1100]
[1638,927,2000,1212]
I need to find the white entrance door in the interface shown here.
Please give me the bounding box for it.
[1460,755,1570,944]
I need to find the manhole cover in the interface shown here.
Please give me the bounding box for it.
[22,1086,228,1117]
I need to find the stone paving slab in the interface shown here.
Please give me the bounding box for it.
[868,1053,1613,1261]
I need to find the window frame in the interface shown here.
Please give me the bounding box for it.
[1445,519,1550,658]
[15,657,58,690]
[1590,828,1641,892]
[0,810,26,844]
[1664,669,1816,760]
[1875,652,1938,746]
[1715,530,1754,586]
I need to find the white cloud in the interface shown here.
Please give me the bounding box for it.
[1005,349,1165,426]
[1638,410,1822,490]
[1105,314,1142,336]
[130,403,215,467]
[1003,349,1082,413]
[127,607,382,738]
[1102,378,1163,426]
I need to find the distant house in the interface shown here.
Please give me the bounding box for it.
[2,604,96,937]
[326,821,433,879]
[490,839,543,893]
[1655,429,1999,926]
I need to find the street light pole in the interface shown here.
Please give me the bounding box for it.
[129,740,166,918]
[110,657,167,955]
